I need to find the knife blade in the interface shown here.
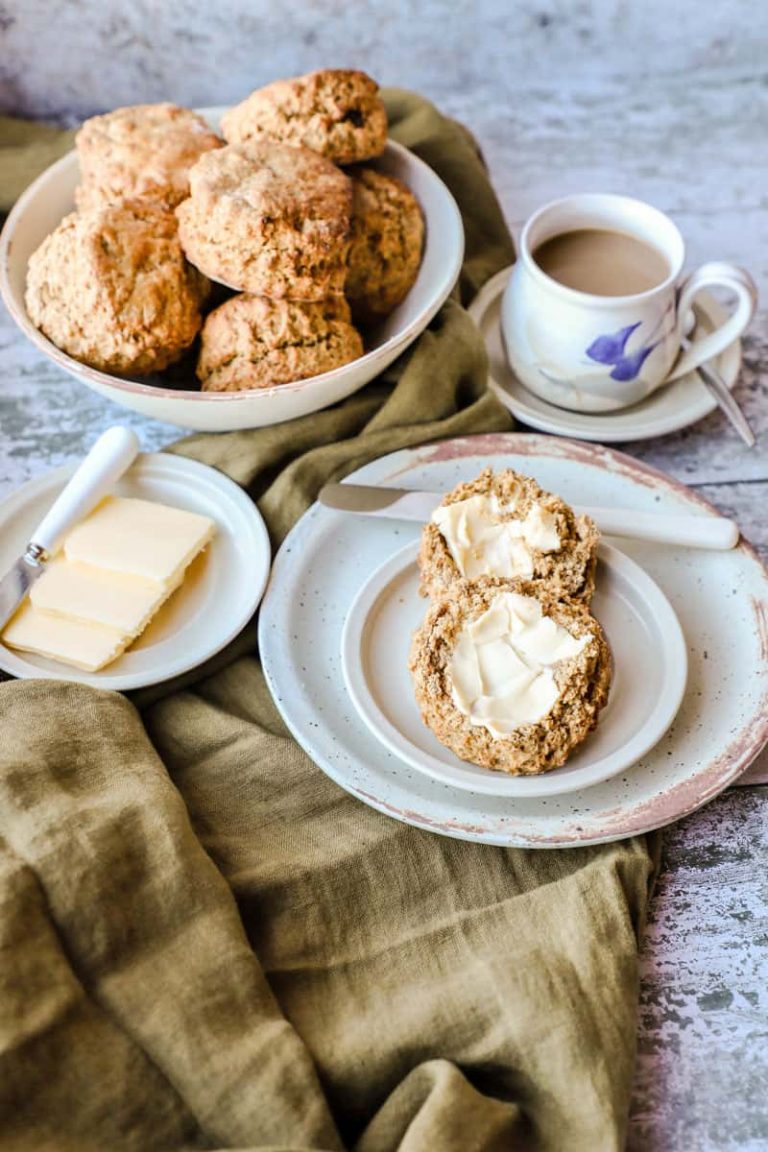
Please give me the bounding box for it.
[318,482,740,550]
[0,426,140,631]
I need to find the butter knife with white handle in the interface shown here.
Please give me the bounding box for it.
[0,426,140,631]
[318,482,740,550]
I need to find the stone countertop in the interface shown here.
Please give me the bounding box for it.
[1,5,767,1145]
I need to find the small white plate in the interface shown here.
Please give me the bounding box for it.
[341,541,687,797]
[0,453,270,690]
[469,267,742,442]
[259,434,768,848]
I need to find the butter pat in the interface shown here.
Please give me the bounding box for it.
[2,496,216,673]
[3,601,128,672]
[65,497,215,584]
[29,557,181,637]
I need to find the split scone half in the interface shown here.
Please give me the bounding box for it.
[410,578,611,775]
[419,467,599,603]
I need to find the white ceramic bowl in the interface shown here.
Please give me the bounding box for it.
[0,108,464,432]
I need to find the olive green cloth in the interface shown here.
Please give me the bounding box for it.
[0,91,659,1152]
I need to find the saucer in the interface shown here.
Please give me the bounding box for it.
[0,454,270,690]
[340,541,687,798]
[469,266,742,442]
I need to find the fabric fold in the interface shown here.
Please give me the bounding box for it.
[0,90,658,1152]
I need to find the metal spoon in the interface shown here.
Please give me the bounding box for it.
[684,312,755,447]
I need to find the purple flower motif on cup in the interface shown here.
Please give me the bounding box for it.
[586,322,659,382]
[586,323,641,365]
[608,343,659,381]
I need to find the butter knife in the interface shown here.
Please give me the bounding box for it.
[318,482,740,550]
[0,426,140,630]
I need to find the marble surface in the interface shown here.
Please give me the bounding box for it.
[1,3,767,1148]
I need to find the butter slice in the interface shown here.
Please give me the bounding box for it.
[65,497,215,584]
[2,496,216,674]
[3,601,128,672]
[29,557,181,637]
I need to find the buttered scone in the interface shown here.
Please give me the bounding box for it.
[25,201,209,375]
[410,579,611,775]
[346,167,425,323]
[75,103,223,210]
[197,294,363,391]
[419,468,599,603]
[221,69,387,165]
[177,142,352,298]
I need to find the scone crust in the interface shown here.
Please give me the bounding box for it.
[346,167,425,323]
[419,467,599,603]
[221,69,387,164]
[177,142,352,298]
[75,103,223,210]
[197,295,363,392]
[25,200,209,375]
[410,577,612,776]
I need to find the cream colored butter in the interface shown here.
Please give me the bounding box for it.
[2,496,216,673]
[29,557,181,637]
[3,601,129,672]
[432,493,561,580]
[448,591,588,737]
[65,496,215,584]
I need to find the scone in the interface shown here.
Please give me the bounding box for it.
[221,69,387,165]
[410,578,611,775]
[419,468,599,603]
[197,294,363,392]
[25,200,209,375]
[177,142,352,299]
[75,103,223,210]
[345,167,425,323]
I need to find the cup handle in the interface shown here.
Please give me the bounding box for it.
[668,262,758,381]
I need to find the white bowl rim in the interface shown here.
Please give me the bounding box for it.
[0,134,464,404]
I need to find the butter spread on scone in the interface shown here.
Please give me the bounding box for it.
[433,492,561,581]
[419,467,599,604]
[409,577,611,775]
[447,590,588,737]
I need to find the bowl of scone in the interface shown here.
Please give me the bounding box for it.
[0,70,464,432]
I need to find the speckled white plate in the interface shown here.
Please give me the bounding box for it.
[469,267,742,442]
[340,540,687,798]
[258,433,768,847]
[0,453,270,690]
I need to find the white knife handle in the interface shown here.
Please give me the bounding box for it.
[578,506,739,550]
[30,426,140,556]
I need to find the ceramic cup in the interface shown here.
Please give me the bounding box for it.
[500,193,758,413]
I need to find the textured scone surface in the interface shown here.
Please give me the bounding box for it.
[410,577,612,775]
[75,103,223,210]
[419,467,599,603]
[221,69,387,164]
[197,295,363,391]
[25,201,209,375]
[346,167,425,323]
[177,142,352,298]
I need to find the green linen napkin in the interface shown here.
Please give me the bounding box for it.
[0,91,659,1152]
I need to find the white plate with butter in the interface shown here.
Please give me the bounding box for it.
[340,541,687,798]
[0,454,270,690]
